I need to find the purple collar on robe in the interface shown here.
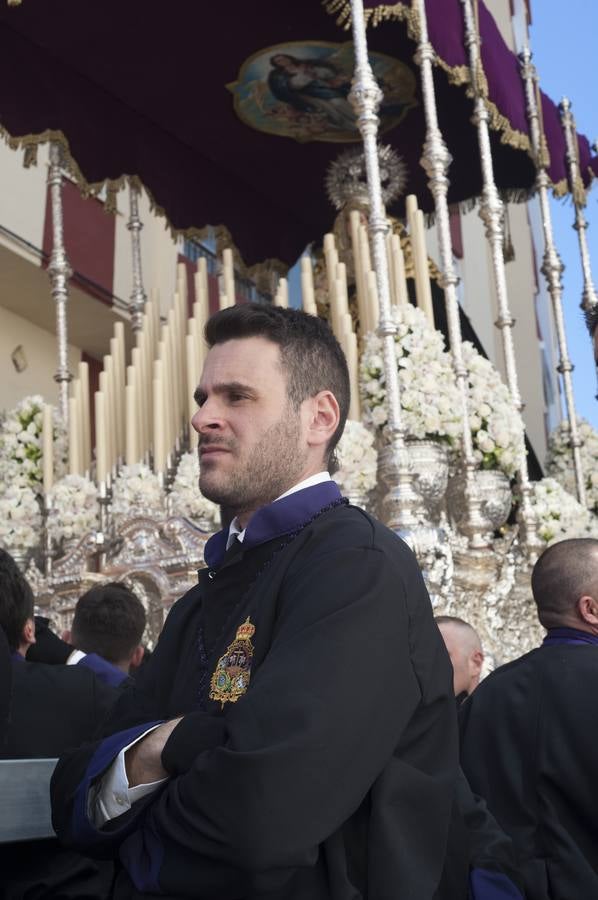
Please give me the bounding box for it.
[11,651,25,662]
[542,627,598,647]
[204,480,343,569]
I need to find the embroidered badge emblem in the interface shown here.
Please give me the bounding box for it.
[210,617,255,707]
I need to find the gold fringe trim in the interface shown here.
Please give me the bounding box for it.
[7,0,23,6]
[321,0,540,166]
[0,125,289,280]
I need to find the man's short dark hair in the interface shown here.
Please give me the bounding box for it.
[0,549,34,652]
[71,582,146,664]
[205,303,350,469]
[531,538,598,629]
[584,305,598,338]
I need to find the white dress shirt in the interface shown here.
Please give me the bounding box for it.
[94,471,332,827]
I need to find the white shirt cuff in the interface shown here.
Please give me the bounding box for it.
[92,725,168,827]
[67,649,86,665]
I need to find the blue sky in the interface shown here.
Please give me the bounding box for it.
[530,1,598,428]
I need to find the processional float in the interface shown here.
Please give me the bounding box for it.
[0,0,597,661]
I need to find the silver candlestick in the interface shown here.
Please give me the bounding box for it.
[47,142,73,422]
[519,48,586,506]
[460,0,539,555]
[414,0,486,548]
[348,0,417,532]
[127,180,147,332]
[559,98,598,313]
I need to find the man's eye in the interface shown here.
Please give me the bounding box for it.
[229,393,245,402]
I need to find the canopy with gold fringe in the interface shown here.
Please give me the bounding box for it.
[0,0,595,268]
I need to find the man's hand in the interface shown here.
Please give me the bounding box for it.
[125,717,183,788]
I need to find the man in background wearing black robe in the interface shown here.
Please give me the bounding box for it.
[460,537,598,899]
[52,304,465,899]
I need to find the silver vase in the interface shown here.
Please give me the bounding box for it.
[447,469,513,548]
[377,438,449,526]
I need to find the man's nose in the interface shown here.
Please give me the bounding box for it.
[191,398,223,434]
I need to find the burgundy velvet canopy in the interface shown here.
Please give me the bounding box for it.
[0,0,595,268]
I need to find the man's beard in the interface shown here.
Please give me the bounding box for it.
[198,409,307,517]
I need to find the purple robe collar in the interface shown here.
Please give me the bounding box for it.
[204,480,343,569]
[11,650,25,662]
[542,627,598,647]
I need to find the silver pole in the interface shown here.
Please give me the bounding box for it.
[519,48,586,505]
[348,0,414,530]
[127,181,147,332]
[47,142,73,422]
[559,98,598,313]
[415,0,485,547]
[460,0,538,552]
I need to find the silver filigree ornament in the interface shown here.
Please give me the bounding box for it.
[325,144,408,212]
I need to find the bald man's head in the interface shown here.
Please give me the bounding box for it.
[436,616,484,697]
[532,538,598,632]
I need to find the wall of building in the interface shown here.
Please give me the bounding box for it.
[0,305,81,410]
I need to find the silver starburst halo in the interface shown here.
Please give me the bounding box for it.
[325,144,408,212]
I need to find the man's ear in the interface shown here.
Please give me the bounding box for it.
[62,629,72,644]
[305,390,340,451]
[470,649,484,676]
[129,645,145,670]
[22,617,36,647]
[577,595,598,628]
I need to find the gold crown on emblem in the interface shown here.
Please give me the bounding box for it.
[236,618,256,641]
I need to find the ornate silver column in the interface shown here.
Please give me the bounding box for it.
[414,0,485,547]
[559,98,598,313]
[47,142,73,422]
[460,0,538,552]
[127,180,147,332]
[519,48,586,505]
[348,0,415,531]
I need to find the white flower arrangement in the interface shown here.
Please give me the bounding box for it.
[359,304,462,443]
[546,418,598,513]
[333,420,378,497]
[0,394,67,495]
[529,477,598,545]
[0,484,42,551]
[461,342,525,477]
[49,474,99,542]
[169,452,220,528]
[111,463,164,517]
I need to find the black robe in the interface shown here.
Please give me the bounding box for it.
[51,482,463,899]
[1,655,118,899]
[460,642,598,899]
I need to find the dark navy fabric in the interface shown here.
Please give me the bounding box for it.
[469,868,524,899]
[78,652,128,687]
[10,651,25,662]
[542,627,598,647]
[72,721,164,846]
[204,480,342,568]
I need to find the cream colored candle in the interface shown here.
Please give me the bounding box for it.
[42,403,53,494]
[102,358,117,473]
[358,224,375,333]
[195,257,209,326]
[125,383,138,465]
[73,379,85,476]
[152,366,165,474]
[94,391,107,485]
[366,270,380,332]
[406,195,434,328]
[300,256,317,316]
[390,233,409,306]
[78,361,91,473]
[414,210,434,327]
[110,337,124,459]
[185,333,199,450]
[274,277,289,309]
[222,248,235,310]
[68,396,79,476]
